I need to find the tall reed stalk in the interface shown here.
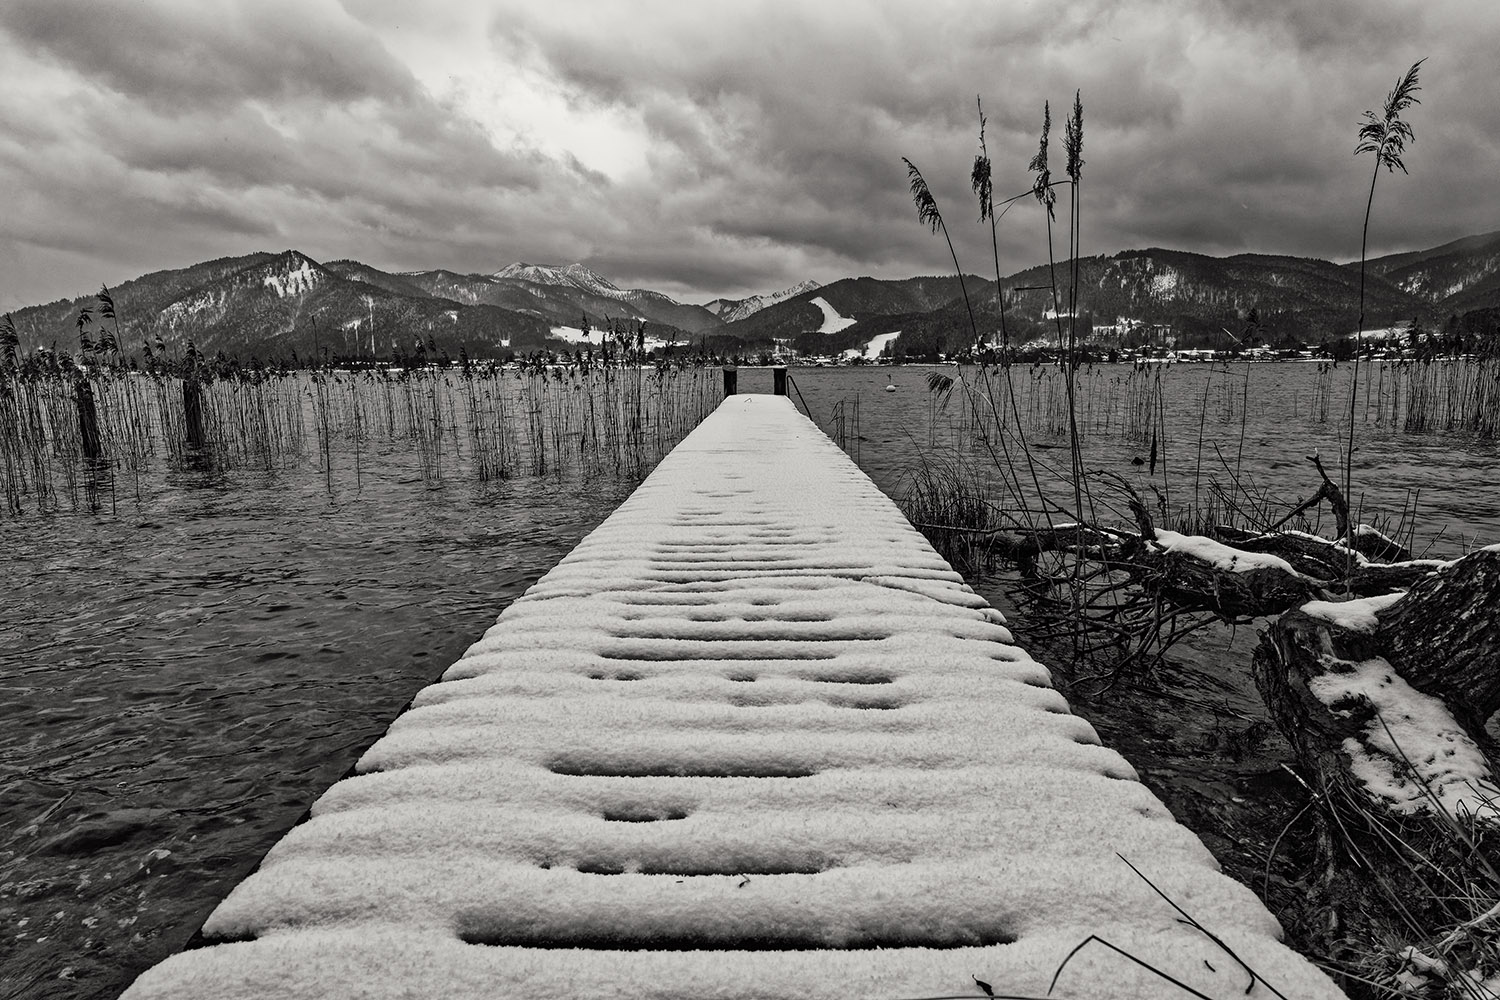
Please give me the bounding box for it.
[1345,58,1424,562]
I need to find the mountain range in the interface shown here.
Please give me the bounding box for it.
[8,231,1499,362]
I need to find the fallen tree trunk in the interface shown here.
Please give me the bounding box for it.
[907,465,1456,680]
[1128,543,1319,619]
[919,517,1443,624]
[1252,607,1391,803]
[1252,550,1500,980]
[1216,526,1435,590]
[1254,547,1500,812]
[1377,546,1500,737]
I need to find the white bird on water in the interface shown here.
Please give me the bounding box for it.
[884,374,897,392]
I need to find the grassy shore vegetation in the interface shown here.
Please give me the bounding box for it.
[0,302,725,515]
[896,71,1500,999]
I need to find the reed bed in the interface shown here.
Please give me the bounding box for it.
[1363,356,1500,436]
[915,358,1450,530]
[0,360,722,515]
[928,354,1500,462]
[925,360,1189,456]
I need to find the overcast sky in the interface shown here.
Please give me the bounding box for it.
[0,0,1494,311]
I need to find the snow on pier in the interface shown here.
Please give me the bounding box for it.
[124,395,1344,1000]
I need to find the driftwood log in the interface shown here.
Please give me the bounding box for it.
[1251,606,1381,956]
[1253,607,1380,793]
[1251,547,1500,969]
[945,517,1442,621]
[1126,540,1319,619]
[1254,545,1500,798]
[1377,546,1500,737]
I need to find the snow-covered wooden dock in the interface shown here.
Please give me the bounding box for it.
[124,394,1344,1000]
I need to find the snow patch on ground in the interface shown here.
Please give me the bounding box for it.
[1309,656,1500,822]
[264,259,319,298]
[161,291,226,326]
[808,297,856,335]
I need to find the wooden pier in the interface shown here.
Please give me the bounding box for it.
[124,394,1345,1000]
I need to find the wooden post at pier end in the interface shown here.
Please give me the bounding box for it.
[722,365,737,396]
[773,366,788,396]
[73,376,102,461]
[183,377,206,452]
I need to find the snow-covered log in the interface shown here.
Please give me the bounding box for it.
[1252,580,1500,963]
[1253,549,1500,825]
[1129,529,1321,619]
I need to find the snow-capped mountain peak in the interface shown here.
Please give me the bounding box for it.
[492,262,625,299]
[706,279,821,323]
[261,251,323,298]
[560,263,622,295]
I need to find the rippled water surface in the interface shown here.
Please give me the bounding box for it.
[1,452,643,999]
[3,362,1498,1000]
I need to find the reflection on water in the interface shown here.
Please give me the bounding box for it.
[3,363,1498,1000]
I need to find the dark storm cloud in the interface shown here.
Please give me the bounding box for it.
[0,0,409,110]
[499,0,1499,295]
[475,0,1204,292]
[0,0,1496,310]
[1208,0,1417,55]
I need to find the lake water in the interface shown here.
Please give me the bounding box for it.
[3,361,1497,1000]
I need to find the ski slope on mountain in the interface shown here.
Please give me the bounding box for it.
[809,296,856,334]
